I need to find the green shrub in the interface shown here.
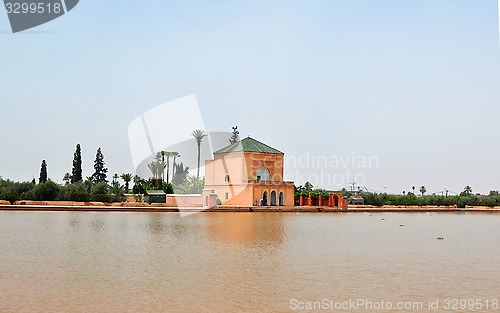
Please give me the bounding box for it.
[70,191,90,202]
[59,182,90,202]
[91,193,111,203]
[91,182,110,202]
[32,181,60,201]
[0,192,21,204]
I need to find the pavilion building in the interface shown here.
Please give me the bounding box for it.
[204,137,295,206]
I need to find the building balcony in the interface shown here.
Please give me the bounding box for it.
[247,180,295,186]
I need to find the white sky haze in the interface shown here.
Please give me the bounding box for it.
[1,0,499,195]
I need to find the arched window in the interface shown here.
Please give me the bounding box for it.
[256,166,270,181]
[270,190,277,206]
[262,191,268,206]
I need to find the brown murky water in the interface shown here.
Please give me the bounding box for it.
[0,211,499,312]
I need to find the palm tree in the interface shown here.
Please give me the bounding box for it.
[464,186,473,196]
[147,153,166,189]
[121,173,132,192]
[156,152,167,181]
[147,161,158,180]
[63,172,71,185]
[171,152,180,179]
[191,129,207,179]
[133,175,141,186]
[174,175,205,194]
[172,162,190,186]
[419,185,426,196]
[161,151,172,183]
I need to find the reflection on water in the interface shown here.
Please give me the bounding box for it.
[0,212,499,312]
[204,212,285,246]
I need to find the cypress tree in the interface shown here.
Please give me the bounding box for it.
[91,147,108,184]
[39,160,47,183]
[71,144,82,183]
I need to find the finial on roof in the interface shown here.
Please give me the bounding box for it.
[229,126,240,144]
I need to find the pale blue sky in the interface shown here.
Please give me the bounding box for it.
[1,0,499,194]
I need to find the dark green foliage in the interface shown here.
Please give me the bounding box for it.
[39,160,47,183]
[90,182,110,202]
[358,192,500,208]
[0,192,21,204]
[294,184,329,200]
[16,181,36,194]
[91,182,108,195]
[0,178,36,203]
[419,185,426,196]
[70,191,90,202]
[132,175,147,194]
[162,181,174,194]
[109,186,125,202]
[59,182,90,202]
[32,180,60,201]
[132,176,160,193]
[63,173,71,185]
[91,194,111,202]
[292,185,500,208]
[460,186,474,196]
[310,189,329,200]
[71,144,83,183]
[91,147,108,184]
[361,192,384,206]
[120,173,132,192]
[304,181,313,191]
[294,185,308,199]
[109,175,125,202]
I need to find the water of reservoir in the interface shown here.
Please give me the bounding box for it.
[1,211,499,312]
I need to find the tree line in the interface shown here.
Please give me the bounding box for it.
[0,145,119,203]
[0,129,210,204]
[293,182,500,208]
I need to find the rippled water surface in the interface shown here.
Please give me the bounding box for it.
[1,211,499,312]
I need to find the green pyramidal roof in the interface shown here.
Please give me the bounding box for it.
[214,137,283,154]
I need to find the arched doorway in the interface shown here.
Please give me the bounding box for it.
[270,190,277,206]
[262,191,268,206]
[279,192,284,206]
[256,166,270,181]
[334,195,339,207]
